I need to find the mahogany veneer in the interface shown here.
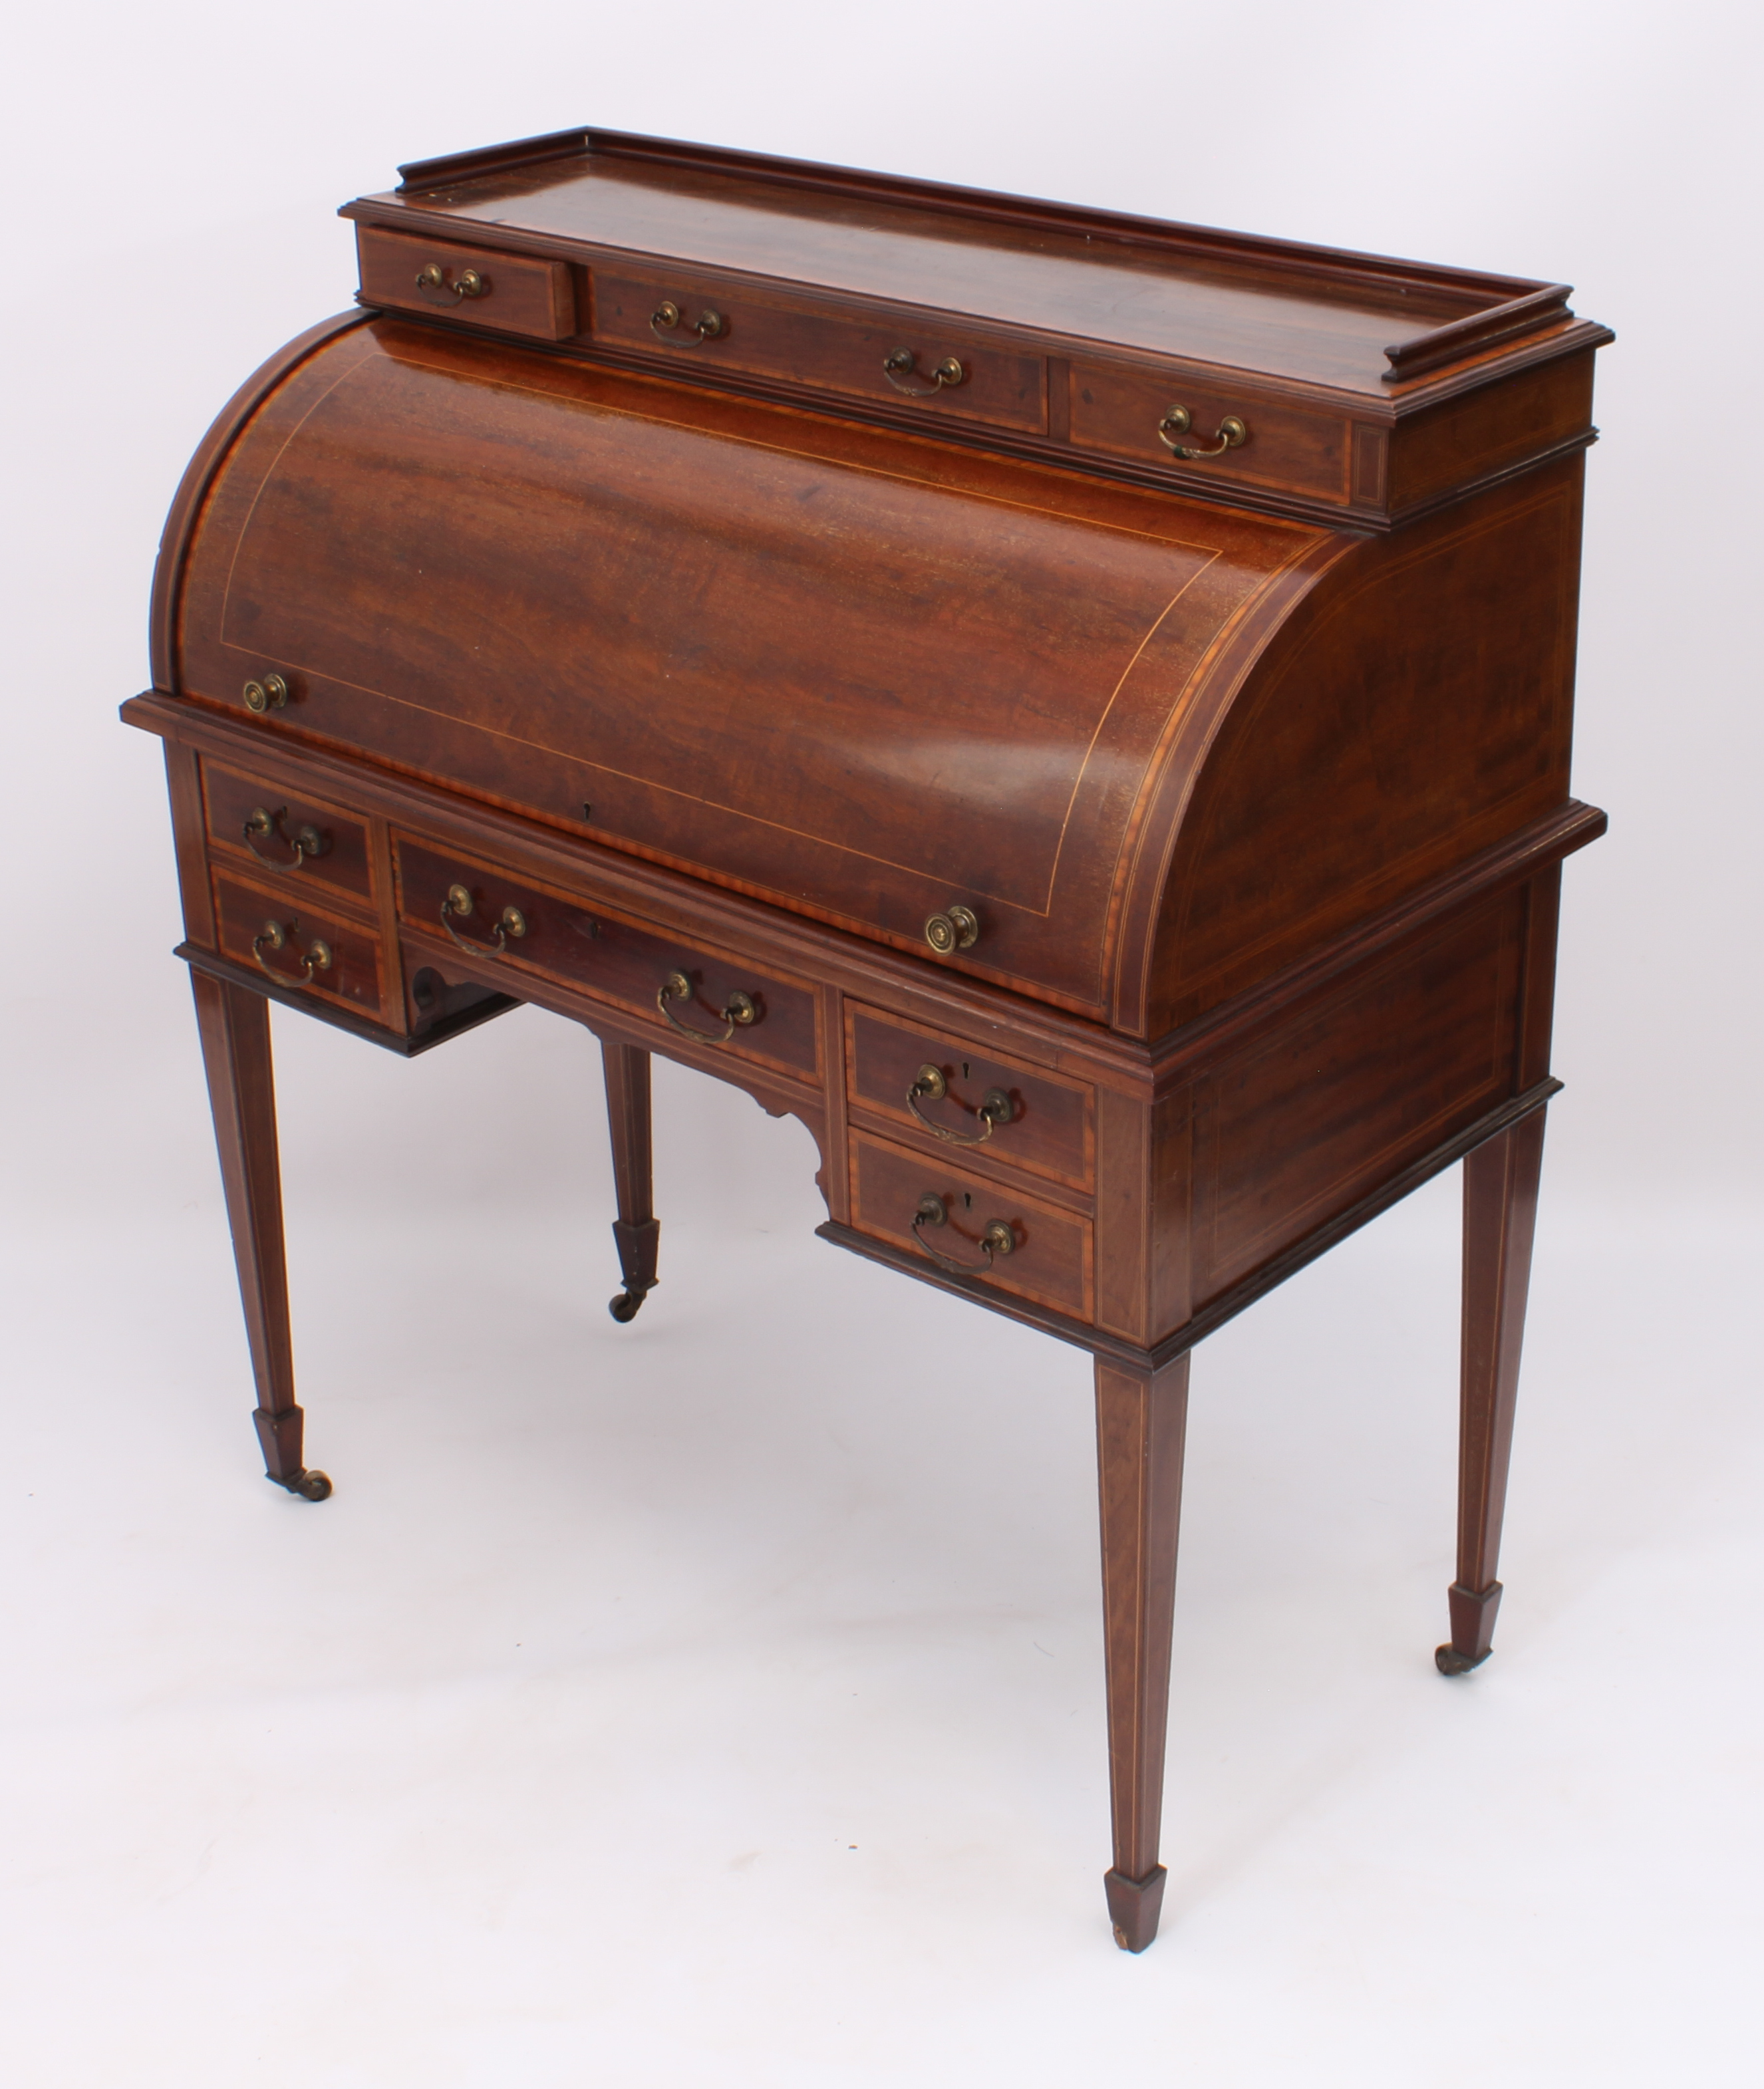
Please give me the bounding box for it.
[126,129,1610,1952]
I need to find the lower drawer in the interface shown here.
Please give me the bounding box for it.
[849,1130,1093,1321]
[214,874,384,1018]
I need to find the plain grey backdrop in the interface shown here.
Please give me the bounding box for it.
[3,3,1759,2084]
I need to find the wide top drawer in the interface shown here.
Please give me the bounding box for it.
[591,266,1046,434]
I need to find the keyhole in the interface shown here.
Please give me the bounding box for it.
[962,1063,970,1078]
[962,1192,972,1210]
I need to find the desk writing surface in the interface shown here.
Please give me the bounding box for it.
[382,158,1471,390]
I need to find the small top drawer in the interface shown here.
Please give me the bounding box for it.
[356,225,577,341]
[846,1005,1094,1192]
[593,269,1048,434]
[203,764,373,906]
[1068,361,1354,509]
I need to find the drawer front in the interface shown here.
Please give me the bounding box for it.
[356,225,577,341]
[396,840,820,1082]
[593,269,1048,434]
[846,1004,1093,1192]
[214,874,384,1016]
[849,1131,1092,1320]
[1068,362,1352,507]
[203,764,373,906]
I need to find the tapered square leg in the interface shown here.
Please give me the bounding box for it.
[603,1041,659,1323]
[1094,1351,1191,1950]
[1438,1107,1546,1673]
[190,971,329,1500]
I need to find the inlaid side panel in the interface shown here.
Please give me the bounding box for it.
[1094,1084,1153,1343]
[1180,892,1523,1312]
[1143,458,1584,1034]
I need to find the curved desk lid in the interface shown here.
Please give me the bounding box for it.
[172,319,1340,1026]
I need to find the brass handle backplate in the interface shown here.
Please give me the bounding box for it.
[907,1064,1014,1147]
[242,806,328,875]
[911,1193,1016,1276]
[1156,406,1249,460]
[415,262,488,301]
[251,918,332,989]
[439,883,527,956]
[651,300,726,344]
[923,905,980,956]
[883,348,966,398]
[241,673,289,714]
[657,969,759,1044]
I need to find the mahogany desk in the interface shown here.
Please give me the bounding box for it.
[126,128,1609,1951]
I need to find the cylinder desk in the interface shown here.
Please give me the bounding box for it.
[124,126,1610,1951]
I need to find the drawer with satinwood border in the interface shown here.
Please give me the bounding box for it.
[847,1129,1094,1322]
[1067,359,1361,510]
[355,224,578,341]
[212,873,386,1019]
[591,266,1048,434]
[845,1002,1095,1196]
[394,837,821,1083]
[202,762,377,915]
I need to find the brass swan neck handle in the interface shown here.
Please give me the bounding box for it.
[911,1194,1015,1276]
[907,1064,1014,1146]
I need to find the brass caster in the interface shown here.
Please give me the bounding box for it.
[270,1468,334,1502]
[608,1290,645,1323]
[1435,1643,1491,1675]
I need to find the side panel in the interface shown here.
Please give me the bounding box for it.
[1160,889,1525,1326]
[1143,457,1584,1035]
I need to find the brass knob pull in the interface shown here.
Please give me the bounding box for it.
[241,673,289,714]
[251,918,332,990]
[439,883,527,956]
[657,969,759,1044]
[242,806,328,875]
[415,262,489,302]
[1156,406,1248,460]
[883,348,966,398]
[650,300,726,344]
[923,905,980,956]
[907,1064,1015,1147]
[911,1193,1016,1276]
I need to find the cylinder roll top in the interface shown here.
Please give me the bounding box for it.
[169,319,1335,1026]
[168,319,1581,1034]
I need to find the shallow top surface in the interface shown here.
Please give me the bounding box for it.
[370,152,1504,395]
